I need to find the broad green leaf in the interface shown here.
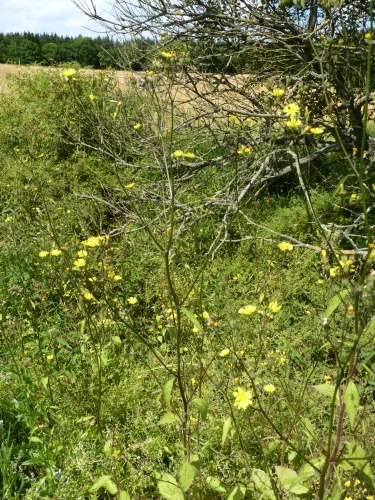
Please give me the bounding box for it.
[275,466,309,495]
[325,290,349,318]
[363,316,375,336]
[222,417,231,446]
[346,443,374,487]
[105,479,118,495]
[226,485,246,500]
[157,473,183,500]
[103,441,112,457]
[41,377,49,390]
[159,412,177,425]
[56,337,72,348]
[119,492,131,500]
[264,439,280,457]
[111,335,122,345]
[164,377,175,409]
[29,436,42,443]
[206,476,226,493]
[314,384,337,401]
[179,460,197,492]
[89,475,112,492]
[251,469,275,499]
[298,457,325,479]
[193,398,208,420]
[344,380,360,428]
[181,307,202,330]
[300,417,316,442]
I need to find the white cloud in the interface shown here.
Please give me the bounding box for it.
[0,0,110,37]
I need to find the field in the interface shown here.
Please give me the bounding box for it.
[0,61,374,500]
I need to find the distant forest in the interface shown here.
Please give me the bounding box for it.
[0,32,151,69]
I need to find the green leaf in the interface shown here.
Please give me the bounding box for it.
[29,436,42,443]
[179,460,197,492]
[325,290,349,318]
[105,479,118,495]
[159,412,177,425]
[226,485,246,500]
[103,441,112,457]
[193,398,208,420]
[300,417,316,443]
[157,473,183,500]
[344,380,360,428]
[56,337,72,349]
[275,466,309,495]
[206,476,226,493]
[119,492,131,500]
[222,417,231,446]
[181,307,202,330]
[89,475,113,492]
[164,377,175,409]
[363,316,375,336]
[41,377,49,390]
[251,469,275,499]
[346,443,374,488]
[314,384,338,401]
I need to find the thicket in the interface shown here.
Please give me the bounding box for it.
[0,0,375,499]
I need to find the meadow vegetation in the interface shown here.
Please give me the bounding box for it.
[0,1,375,499]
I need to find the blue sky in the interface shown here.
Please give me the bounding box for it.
[0,0,108,37]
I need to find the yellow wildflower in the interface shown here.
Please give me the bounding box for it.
[238,304,257,316]
[347,305,354,314]
[81,236,102,247]
[77,250,88,258]
[39,251,49,258]
[113,275,122,281]
[73,258,86,267]
[127,297,138,305]
[89,94,96,101]
[269,301,282,313]
[220,348,230,357]
[172,150,184,158]
[285,118,303,129]
[264,384,276,393]
[310,127,325,135]
[46,354,54,360]
[184,152,196,159]
[272,88,285,98]
[365,33,372,40]
[192,327,199,333]
[125,182,135,189]
[161,51,174,59]
[134,123,141,130]
[237,144,252,154]
[329,266,340,277]
[202,311,210,319]
[233,387,253,410]
[344,480,351,488]
[278,241,293,251]
[62,68,77,78]
[283,103,300,116]
[50,249,62,257]
[84,292,94,300]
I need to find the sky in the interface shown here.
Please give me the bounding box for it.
[0,0,110,37]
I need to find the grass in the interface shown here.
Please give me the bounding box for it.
[0,65,374,500]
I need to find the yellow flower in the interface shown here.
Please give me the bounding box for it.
[184,152,196,159]
[62,68,77,78]
[113,449,120,457]
[77,250,88,257]
[237,144,252,154]
[202,311,210,319]
[272,88,285,98]
[89,94,96,101]
[329,266,340,277]
[172,150,184,158]
[269,301,282,313]
[229,115,237,122]
[84,292,94,300]
[310,127,325,135]
[365,32,372,40]
[113,275,122,281]
[125,182,135,189]
[238,304,257,316]
[278,241,293,252]
[344,480,351,488]
[192,327,199,333]
[161,51,173,59]
[147,70,154,77]
[73,258,86,267]
[191,378,196,384]
[46,354,54,361]
[233,387,253,410]
[220,348,230,357]
[347,305,354,314]
[283,103,300,116]
[50,249,62,257]
[285,118,303,129]
[345,497,353,500]
[354,479,361,486]
[127,297,138,305]
[81,236,102,247]
[39,251,49,258]
[264,384,276,393]
[134,123,141,130]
